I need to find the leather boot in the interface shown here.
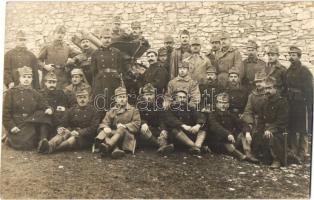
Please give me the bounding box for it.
[270,159,281,169]
[156,132,174,155]
[38,138,50,154]
[111,147,125,159]
[37,125,50,153]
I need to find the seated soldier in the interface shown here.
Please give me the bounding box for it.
[137,83,174,155]
[3,66,53,150]
[39,90,100,153]
[258,77,289,169]
[64,68,91,97]
[95,87,141,159]
[162,90,206,155]
[209,92,258,163]
[166,61,200,108]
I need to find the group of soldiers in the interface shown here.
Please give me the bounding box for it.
[2,17,313,169]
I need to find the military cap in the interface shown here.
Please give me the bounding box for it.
[158,47,168,56]
[164,35,174,43]
[16,30,26,40]
[206,67,217,74]
[131,21,141,29]
[76,89,89,97]
[17,66,32,76]
[220,31,230,39]
[178,61,189,69]
[216,92,229,103]
[174,90,188,97]
[142,83,155,94]
[146,49,158,56]
[71,68,84,76]
[54,25,66,34]
[247,40,258,49]
[267,45,280,55]
[190,37,201,45]
[44,71,57,81]
[228,67,240,75]
[80,34,89,42]
[264,76,277,87]
[254,71,266,82]
[114,87,127,97]
[289,45,302,55]
[210,34,220,43]
[179,29,190,36]
[113,16,121,23]
[100,27,112,37]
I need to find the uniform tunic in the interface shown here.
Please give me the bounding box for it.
[170,44,191,79]
[265,60,287,94]
[242,57,266,92]
[142,62,169,94]
[184,54,212,85]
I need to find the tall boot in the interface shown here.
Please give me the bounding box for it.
[157,133,174,155]
[225,143,246,161]
[37,124,50,153]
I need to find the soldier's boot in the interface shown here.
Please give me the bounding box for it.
[56,136,77,152]
[94,131,108,153]
[37,125,50,153]
[175,131,200,154]
[40,133,64,154]
[242,138,259,164]
[111,147,125,159]
[270,159,281,169]
[225,143,246,161]
[156,134,174,155]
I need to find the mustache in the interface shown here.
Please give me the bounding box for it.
[148,59,154,62]
[82,44,89,48]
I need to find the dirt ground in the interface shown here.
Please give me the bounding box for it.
[0,144,311,199]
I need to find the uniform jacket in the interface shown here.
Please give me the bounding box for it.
[265,60,287,94]
[167,76,201,108]
[223,84,248,115]
[170,44,191,79]
[143,62,169,94]
[242,56,266,92]
[137,100,165,129]
[184,53,212,85]
[199,81,223,111]
[4,47,40,89]
[64,82,92,96]
[216,46,244,88]
[206,50,219,70]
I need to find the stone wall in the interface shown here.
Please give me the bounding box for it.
[4,1,314,67]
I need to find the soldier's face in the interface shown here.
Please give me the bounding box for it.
[71,75,83,85]
[16,38,26,47]
[206,73,217,82]
[264,85,276,97]
[132,27,141,36]
[19,74,32,86]
[221,38,231,48]
[113,22,121,29]
[165,41,174,48]
[175,92,188,104]
[81,40,90,50]
[247,48,257,58]
[143,93,155,103]
[45,80,57,90]
[178,67,189,77]
[100,36,111,46]
[77,95,89,107]
[216,101,229,112]
[267,53,279,63]
[255,80,265,90]
[191,44,201,53]
[54,33,65,41]
[228,74,239,85]
[180,34,190,45]
[289,53,299,62]
[147,53,157,64]
[158,54,167,63]
[115,94,128,106]
[211,41,220,51]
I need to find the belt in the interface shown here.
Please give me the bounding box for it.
[102,68,118,73]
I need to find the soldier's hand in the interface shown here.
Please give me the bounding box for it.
[44,64,55,72]
[191,124,201,134]
[11,127,20,134]
[228,134,235,143]
[8,82,15,89]
[56,106,65,111]
[66,58,75,65]
[71,130,80,137]
[45,108,53,115]
[117,123,126,129]
[245,132,252,143]
[264,130,273,139]
[141,123,149,133]
[57,127,65,134]
[181,124,192,132]
[103,127,112,134]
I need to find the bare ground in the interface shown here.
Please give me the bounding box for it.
[0,144,311,199]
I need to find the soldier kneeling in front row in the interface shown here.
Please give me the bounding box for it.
[38,90,100,153]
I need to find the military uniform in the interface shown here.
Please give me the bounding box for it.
[158,47,171,80]
[4,31,40,90]
[3,67,52,150]
[286,46,313,160]
[206,34,220,70]
[38,25,80,90]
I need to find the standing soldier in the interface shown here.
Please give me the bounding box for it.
[184,37,212,85]
[286,46,313,162]
[91,28,124,115]
[265,45,287,94]
[111,16,125,42]
[224,67,248,117]
[95,87,141,159]
[216,31,244,88]
[170,29,192,79]
[166,62,201,108]
[38,25,80,90]
[158,35,174,70]
[242,71,267,157]
[142,49,169,95]
[38,90,100,153]
[258,77,289,169]
[242,40,266,92]
[158,47,171,80]
[137,83,174,154]
[3,66,53,150]
[162,90,207,155]
[4,30,40,90]
[206,33,221,70]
